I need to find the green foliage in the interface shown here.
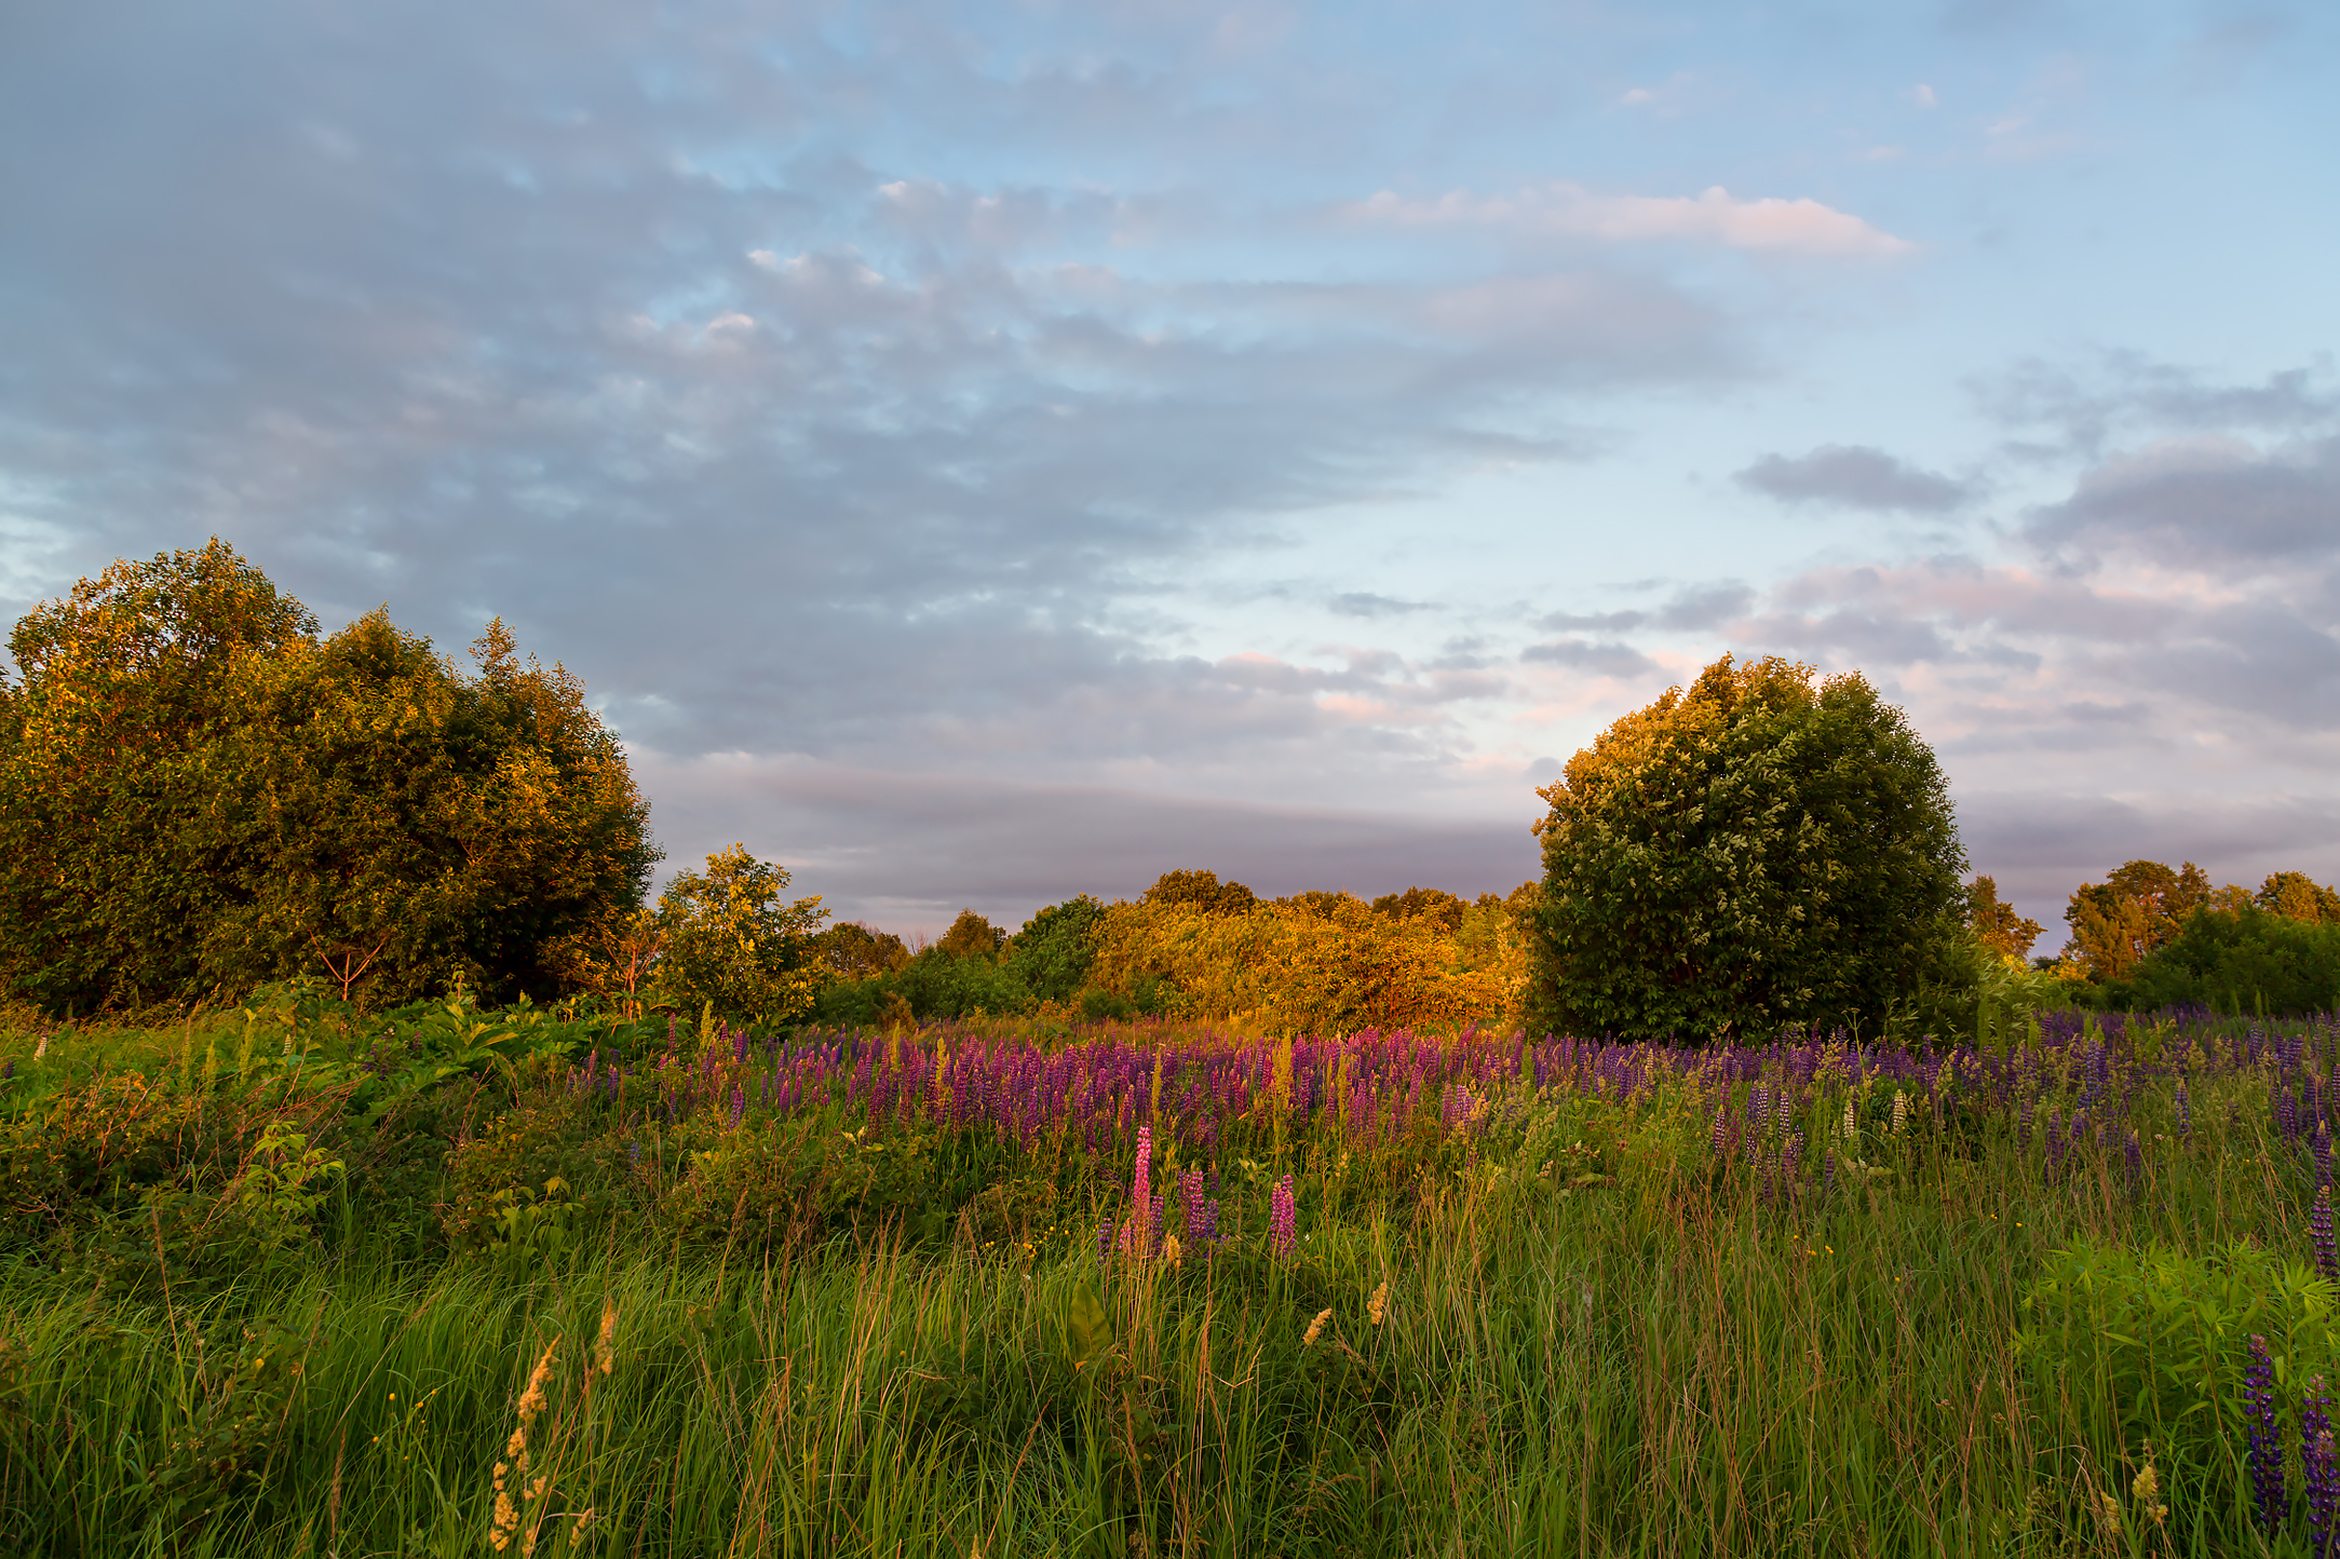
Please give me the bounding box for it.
[1004,894,1105,1004]
[0,544,658,1013]
[2104,903,2340,1015]
[896,943,1030,1020]
[650,844,827,1028]
[1526,653,1970,1042]
[2019,1239,2340,1517]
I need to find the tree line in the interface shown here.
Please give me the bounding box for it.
[4,544,2333,1035]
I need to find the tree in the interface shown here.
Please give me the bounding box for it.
[2062,861,2211,982]
[1004,895,1105,1005]
[651,845,828,1029]
[0,543,656,1011]
[936,909,1007,961]
[1967,876,2045,963]
[1524,654,1969,1043]
[1142,869,1258,916]
[2259,872,2340,924]
[1371,887,1469,933]
[0,541,317,1009]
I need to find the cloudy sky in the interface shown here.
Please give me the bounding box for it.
[4,0,2336,938]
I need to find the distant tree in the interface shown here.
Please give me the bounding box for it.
[1004,896,1105,1004]
[809,921,912,980]
[2259,872,2340,924]
[1966,876,2045,963]
[0,543,656,1011]
[1525,654,1969,1043]
[2062,861,2212,982]
[1143,869,1258,916]
[937,909,1007,961]
[650,845,827,1028]
[1277,889,1365,917]
[1370,887,1469,933]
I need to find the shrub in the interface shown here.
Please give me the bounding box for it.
[2106,904,2340,1016]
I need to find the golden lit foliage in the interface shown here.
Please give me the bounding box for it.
[1086,883,1531,1034]
[2061,860,2213,982]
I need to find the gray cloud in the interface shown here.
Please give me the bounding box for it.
[1519,638,1658,676]
[1734,445,1972,513]
[638,756,1542,932]
[2025,433,2340,575]
[1330,592,1433,618]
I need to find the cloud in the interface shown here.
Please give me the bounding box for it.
[1351,182,1916,259]
[636,755,1541,931]
[2025,433,2340,574]
[1734,445,1972,513]
[1330,591,1432,618]
[1519,638,1658,676]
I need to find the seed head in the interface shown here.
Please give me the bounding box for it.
[1302,1308,1332,1347]
[1367,1279,1389,1327]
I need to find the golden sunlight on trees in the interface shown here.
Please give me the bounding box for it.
[1084,872,1532,1034]
[649,845,829,1029]
[0,543,656,1012]
[1525,654,1970,1043]
[1966,876,2044,964]
[2060,860,2213,982]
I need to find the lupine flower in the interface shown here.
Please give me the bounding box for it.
[2248,1333,2285,1534]
[1269,1174,1297,1258]
[2315,1186,2339,1288]
[2175,1080,2191,1138]
[1891,1091,1909,1136]
[2307,1376,2338,1550]
[727,1084,746,1132]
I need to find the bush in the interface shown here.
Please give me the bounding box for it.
[1525,654,1970,1043]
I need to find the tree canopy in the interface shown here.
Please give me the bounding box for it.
[1524,653,1969,1043]
[0,542,657,1012]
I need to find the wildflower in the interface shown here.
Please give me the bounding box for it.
[1891,1091,1908,1135]
[2316,1187,2339,1288]
[1841,1100,1857,1147]
[1367,1279,1389,1327]
[1163,1233,1183,1269]
[1302,1308,1332,1346]
[595,1300,617,1376]
[2247,1334,2284,1534]
[2308,1379,2338,1549]
[2132,1442,2167,1526]
[1269,1174,1297,1259]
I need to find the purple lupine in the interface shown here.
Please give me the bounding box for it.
[1269,1174,1297,1258]
[1183,1169,1208,1241]
[2175,1079,2191,1139]
[2308,1376,2339,1552]
[728,1083,746,1131]
[1710,1104,1729,1161]
[1096,1218,1115,1269]
[2249,1334,2286,1534]
[2317,1186,2339,1289]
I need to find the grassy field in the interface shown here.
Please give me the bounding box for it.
[2,991,2335,1556]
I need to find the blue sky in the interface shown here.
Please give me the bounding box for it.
[4,0,2336,938]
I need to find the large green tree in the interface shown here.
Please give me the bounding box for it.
[1524,654,1970,1043]
[0,541,658,1011]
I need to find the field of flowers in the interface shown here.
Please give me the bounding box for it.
[3,994,2339,1556]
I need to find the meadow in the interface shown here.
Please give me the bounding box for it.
[3,990,2337,1557]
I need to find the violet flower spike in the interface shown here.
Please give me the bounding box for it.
[2248,1333,2286,1535]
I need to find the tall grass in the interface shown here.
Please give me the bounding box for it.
[1,1007,2332,1555]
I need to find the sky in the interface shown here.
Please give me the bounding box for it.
[3,0,2337,941]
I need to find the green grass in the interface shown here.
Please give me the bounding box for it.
[0,1005,2329,1556]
